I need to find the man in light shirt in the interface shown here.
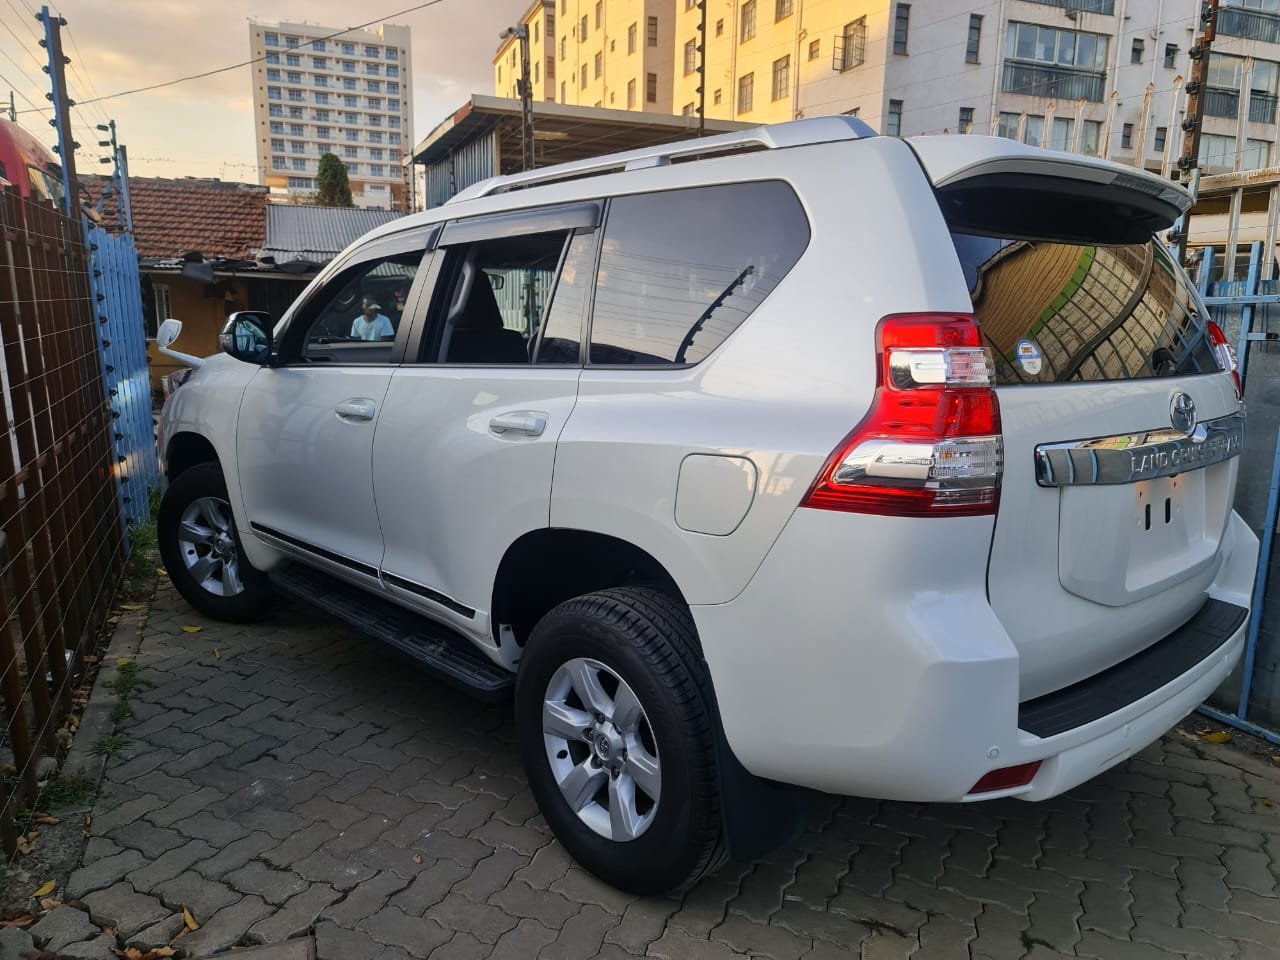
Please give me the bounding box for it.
[350,296,394,341]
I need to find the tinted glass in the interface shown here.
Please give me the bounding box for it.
[589,181,809,365]
[298,250,423,364]
[536,232,594,364]
[951,233,1218,384]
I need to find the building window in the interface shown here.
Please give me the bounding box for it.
[387,48,398,61]
[264,32,279,46]
[646,72,657,102]
[1004,23,1109,101]
[387,82,399,94]
[368,115,382,127]
[344,145,358,158]
[836,18,867,71]
[285,36,299,47]
[292,158,307,171]
[364,46,379,58]
[318,143,333,155]
[312,40,325,52]
[366,63,381,76]
[966,15,982,64]
[367,97,383,109]
[313,57,327,69]
[682,102,695,116]
[714,88,722,104]
[390,133,400,145]
[368,130,383,142]
[776,0,793,19]
[345,95,358,106]
[561,80,567,101]
[267,86,282,100]
[715,18,724,37]
[534,20,539,43]
[370,164,385,177]
[684,38,697,75]
[291,141,306,154]
[315,92,330,104]
[771,55,790,100]
[289,107,304,119]
[804,39,819,61]
[595,1,602,28]
[342,43,355,55]
[344,79,357,91]
[581,64,588,88]
[368,80,382,93]
[1121,122,1133,148]
[627,78,637,108]
[270,137,285,151]
[647,15,658,46]
[266,52,280,64]
[958,106,974,132]
[345,111,358,123]
[290,123,305,135]
[738,72,754,113]
[887,99,904,136]
[389,116,401,129]
[580,15,588,39]
[287,71,302,83]
[286,53,300,66]
[1200,133,1271,171]
[893,3,910,55]
[288,89,304,102]
[741,1,757,42]
[343,61,356,73]
[316,124,330,137]
[1082,120,1102,155]
[388,99,400,111]
[270,121,284,133]
[267,68,281,81]
[369,147,384,160]
[288,177,313,189]
[347,163,359,175]
[1164,44,1178,68]
[1154,126,1168,151]
[562,35,568,59]
[627,23,636,53]
[1131,38,1143,64]
[594,51,602,77]
[272,156,286,170]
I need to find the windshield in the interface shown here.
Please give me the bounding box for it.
[951,233,1219,385]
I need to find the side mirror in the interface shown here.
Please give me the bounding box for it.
[219,311,273,366]
[155,317,205,369]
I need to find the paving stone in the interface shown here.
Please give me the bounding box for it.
[1131,919,1240,959]
[171,810,250,846]
[0,924,34,959]
[1076,930,1183,959]
[125,913,187,950]
[605,898,678,954]
[81,882,170,934]
[56,936,118,960]
[322,871,411,927]
[858,930,915,960]
[30,906,98,952]
[360,905,452,956]
[248,883,341,943]
[451,847,529,901]
[537,903,616,960]
[772,901,876,949]
[66,849,147,899]
[226,860,311,905]
[489,917,559,960]
[427,891,519,944]
[315,921,384,960]
[193,830,276,879]
[712,912,813,960]
[387,860,471,916]
[126,839,217,892]
[488,879,581,929]
[296,849,379,891]
[90,794,164,835]
[178,894,274,957]
[105,820,187,860]
[154,873,240,918]
[646,927,751,959]
[146,785,226,827]
[262,826,337,869]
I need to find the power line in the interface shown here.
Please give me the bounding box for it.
[14,0,451,112]
[0,65,47,114]
[62,22,114,129]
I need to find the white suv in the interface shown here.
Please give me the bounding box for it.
[155,118,1258,894]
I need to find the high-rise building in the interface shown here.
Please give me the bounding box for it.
[249,20,413,211]
[494,0,675,112]
[496,1,1280,182]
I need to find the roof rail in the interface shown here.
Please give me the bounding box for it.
[448,115,876,204]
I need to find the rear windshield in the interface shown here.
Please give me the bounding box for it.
[951,233,1218,385]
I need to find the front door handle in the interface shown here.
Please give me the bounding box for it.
[489,411,547,437]
[335,399,376,421]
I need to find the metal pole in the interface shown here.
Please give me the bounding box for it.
[1177,0,1220,264]
[1236,422,1280,720]
[37,5,79,218]
[516,24,534,172]
[117,144,133,233]
[7,91,14,122]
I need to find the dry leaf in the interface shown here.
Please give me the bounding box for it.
[118,604,144,611]
[15,835,35,856]
[116,658,133,667]
[34,814,60,826]
[145,949,178,959]
[82,656,99,665]
[31,880,55,898]
[411,853,423,865]
[40,898,60,911]
[181,626,202,634]
[117,948,145,960]
[212,648,221,660]
[157,568,169,578]
[1201,730,1232,744]
[83,814,92,829]
[181,904,200,932]
[0,915,37,927]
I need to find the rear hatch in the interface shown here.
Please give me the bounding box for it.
[910,136,1245,701]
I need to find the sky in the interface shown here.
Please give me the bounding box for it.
[1,0,528,180]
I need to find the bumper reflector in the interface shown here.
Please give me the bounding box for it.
[969,761,1042,795]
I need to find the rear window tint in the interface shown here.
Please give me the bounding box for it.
[951,232,1219,384]
[589,181,809,365]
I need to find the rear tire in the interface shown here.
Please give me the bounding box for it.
[515,587,725,894]
[158,462,272,622]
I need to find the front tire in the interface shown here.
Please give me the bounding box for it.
[158,462,272,622]
[515,588,725,894]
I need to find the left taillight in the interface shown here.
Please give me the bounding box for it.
[801,314,1003,518]
[1207,321,1242,398]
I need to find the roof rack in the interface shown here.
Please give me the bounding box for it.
[448,115,877,203]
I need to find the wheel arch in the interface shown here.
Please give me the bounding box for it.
[165,431,219,481]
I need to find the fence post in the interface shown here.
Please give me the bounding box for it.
[1239,241,1263,392]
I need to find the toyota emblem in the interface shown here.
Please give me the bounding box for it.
[1170,392,1197,435]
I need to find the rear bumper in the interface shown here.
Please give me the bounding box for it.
[691,508,1257,802]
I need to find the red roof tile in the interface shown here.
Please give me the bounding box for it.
[86,175,269,260]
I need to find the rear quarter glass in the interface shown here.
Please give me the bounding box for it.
[950,232,1219,385]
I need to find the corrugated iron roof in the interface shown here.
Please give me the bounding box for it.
[260,204,403,264]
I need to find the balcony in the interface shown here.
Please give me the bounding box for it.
[1002,61,1106,102]
[1017,0,1116,13]
[1203,86,1278,123]
[1218,6,1280,44]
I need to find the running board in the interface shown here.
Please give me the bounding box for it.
[269,563,515,702]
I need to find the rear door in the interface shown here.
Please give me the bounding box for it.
[911,136,1245,700]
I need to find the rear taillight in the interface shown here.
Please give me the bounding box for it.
[1207,321,1242,398]
[801,314,1003,518]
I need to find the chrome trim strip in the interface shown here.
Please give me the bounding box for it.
[1034,411,1245,487]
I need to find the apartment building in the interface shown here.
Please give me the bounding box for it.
[494,0,677,112]
[498,1,1280,178]
[249,20,413,211]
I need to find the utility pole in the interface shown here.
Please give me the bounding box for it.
[1174,0,1219,263]
[37,4,79,219]
[696,0,707,135]
[501,23,535,172]
[7,92,14,122]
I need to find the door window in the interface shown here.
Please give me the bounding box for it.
[422,229,589,365]
[287,245,427,364]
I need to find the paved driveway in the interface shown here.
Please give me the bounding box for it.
[62,581,1280,959]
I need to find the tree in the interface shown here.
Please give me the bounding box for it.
[315,153,353,207]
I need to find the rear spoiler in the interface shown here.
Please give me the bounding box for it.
[908,136,1190,246]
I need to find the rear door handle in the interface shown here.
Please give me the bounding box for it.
[489,411,547,437]
[335,399,377,421]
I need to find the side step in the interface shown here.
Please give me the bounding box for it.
[269,563,515,702]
